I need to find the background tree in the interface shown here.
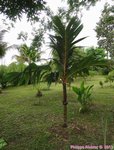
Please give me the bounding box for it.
[30,27,44,51]
[14,44,42,84]
[86,47,106,60]
[14,44,41,64]
[0,29,7,58]
[16,26,44,64]
[0,0,46,21]
[66,0,100,9]
[64,0,100,18]
[95,3,114,59]
[17,31,28,42]
[7,62,26,72]
[0,65,8,89]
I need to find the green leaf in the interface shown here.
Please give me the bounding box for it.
[0,138,7,149]
[72,86,80,95]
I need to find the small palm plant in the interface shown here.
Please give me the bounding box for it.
[72,81,94,113]
[99,81,103,88]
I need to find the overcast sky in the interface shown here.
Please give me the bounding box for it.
[0,0,113,65]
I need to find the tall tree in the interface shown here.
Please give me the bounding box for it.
[50,16,87,127]
[95,3,114,59]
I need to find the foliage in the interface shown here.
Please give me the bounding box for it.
[69,50,107,79]
[0,138,7,149]
[0,63,26,88]
[95,3,114,59]
[44,71,59,88]
[50,16,87,81]
[14,44,41,64]
[19,63,37,85]
[15,27,44,65]
[0,0,46,21]
[19,62,52,95]
[41,61,59,88]
[86,47,106,60]
[72,81,94,113]
[66,0,100,9]
[84,47,106,75]
[7,62,26,72]
[0,29,7,58]
[31,27,44,50]
[18,27,45,50]
[0,62,52,89]
[17,31,28,42]
[0,66,8,88]
[106,70,114,85]
[65,0,100,18]
[100,59,114,75]
[7,71,24,86]
[102,67,111,75]
[0,68,24,88]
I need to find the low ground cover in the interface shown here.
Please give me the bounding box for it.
[0,75,114,150]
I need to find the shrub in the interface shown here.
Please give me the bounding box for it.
[105,70,114,86]
[0,69,8,88]
[72,81,94,113]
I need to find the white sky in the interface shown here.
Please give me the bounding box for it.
[0,0,113,65]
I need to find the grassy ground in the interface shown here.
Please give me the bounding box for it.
[0,75,114,150]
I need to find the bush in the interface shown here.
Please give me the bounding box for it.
[72,81,94,113]
[106,70,114,85]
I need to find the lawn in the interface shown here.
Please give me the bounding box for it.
[0,75,114,150]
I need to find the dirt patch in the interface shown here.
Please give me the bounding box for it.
[49,122,86,141]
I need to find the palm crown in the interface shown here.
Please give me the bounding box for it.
[50,16,87,82]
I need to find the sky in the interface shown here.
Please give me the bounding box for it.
[0,0,113,65]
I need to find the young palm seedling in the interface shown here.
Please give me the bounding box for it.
[72,81,94,113]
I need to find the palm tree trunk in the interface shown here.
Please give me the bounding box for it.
[28,63,32,84]
[62,82,68,128]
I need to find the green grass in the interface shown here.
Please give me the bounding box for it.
[0,75,114,150]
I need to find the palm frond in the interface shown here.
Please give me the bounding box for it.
[50,15,86,77]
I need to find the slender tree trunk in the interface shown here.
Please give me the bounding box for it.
[107,50,109,60]
[62,82,68,128]
[28,63,32,85]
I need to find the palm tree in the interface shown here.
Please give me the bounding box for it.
[50,16,106,127]
[13,44,42,84]
[14,44,41,64]
[49,16,87,127]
